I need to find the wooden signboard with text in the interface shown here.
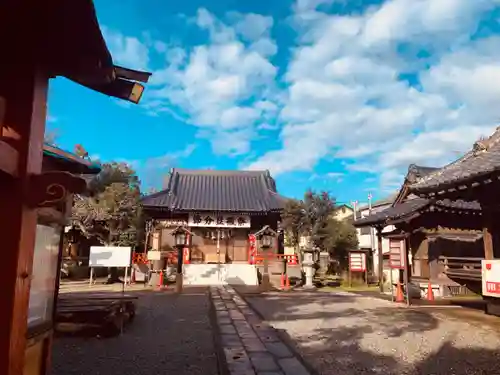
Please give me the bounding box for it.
[389,239,406,269]
[349,252,367,272]
[348,251,368,287]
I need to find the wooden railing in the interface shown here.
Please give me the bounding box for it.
[132,251,299,265]
[439,256,482,281]
[253,253,299,265]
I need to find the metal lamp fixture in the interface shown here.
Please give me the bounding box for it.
[174,230,187,248]
[253,225,277,291]
[254,225,277,249]
[170,226,194,294]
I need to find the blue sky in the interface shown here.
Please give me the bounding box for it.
[47,0,500,206]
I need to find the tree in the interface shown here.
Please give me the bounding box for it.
[303,190,337,251]
[281,189,358,273]
[323,218,358,271]
[72,161,142,283]
[281,199,307,249]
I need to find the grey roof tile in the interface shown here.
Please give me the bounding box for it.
[354,198,430,227]
[141,168,286,213]
[353,198,480,227]
[410,127,500,194]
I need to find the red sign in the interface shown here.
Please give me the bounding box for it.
[486,282,500,294]
[389,239,406,269]
[349,252,366,272]
[248,234,257,264]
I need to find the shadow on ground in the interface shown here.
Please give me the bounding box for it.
[51,288,219,375]
[245,292,500,375]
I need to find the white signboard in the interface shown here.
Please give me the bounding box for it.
[159,219,189,227]
[482,260,500,297]
[28,225,60,328]
[147,250,162,261]
[89,246,132,268]
[188,213,251,228]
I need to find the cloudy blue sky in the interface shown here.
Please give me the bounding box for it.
[47,0,500,205]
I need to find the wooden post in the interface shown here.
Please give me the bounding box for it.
[365,262,368,286]
[404,238,411,307]
[483,213,494,260]
[0,68,49,375]
[377,227,384,293]
[348,260,352,288]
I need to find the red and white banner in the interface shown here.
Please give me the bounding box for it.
[349,252,367,272]
[248,234,257,264]
[389,239,406,269]
[483,260,500,297]
[182,233,191,264]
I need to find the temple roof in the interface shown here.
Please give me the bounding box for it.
[353,198,480,227]
[410,127,500,196]
[43,144,101,174]
[141,169,286,213]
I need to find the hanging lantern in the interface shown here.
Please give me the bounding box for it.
[254,225,277,249]
[171,226,193,248]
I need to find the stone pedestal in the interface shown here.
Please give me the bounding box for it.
[149,259,165,287]
[318,251,330,276]
[302,250,316,289]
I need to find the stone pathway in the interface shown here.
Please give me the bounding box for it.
[210,286,311,375]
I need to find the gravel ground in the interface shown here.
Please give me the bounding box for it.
[246,291,500,375]
[51,288,219,375]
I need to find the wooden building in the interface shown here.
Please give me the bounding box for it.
[0,1,150,374]
[408,128,500,306]
[354,164,483,297]
[141,169,286,265]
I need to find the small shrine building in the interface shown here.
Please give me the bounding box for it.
[141,168,287,265]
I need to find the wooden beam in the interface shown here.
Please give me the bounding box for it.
[483,220,494,260]
[0,65,49,375]
[376,227,384,293]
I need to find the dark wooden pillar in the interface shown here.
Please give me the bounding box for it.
[0,69,49,375]
[0,2,51,372]
[483,218,494,260]
[376,227,384,293]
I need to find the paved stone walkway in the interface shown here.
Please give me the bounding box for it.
[210,286,311,375]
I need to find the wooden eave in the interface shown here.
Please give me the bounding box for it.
[414,174,498,200]
[43,0,151,100]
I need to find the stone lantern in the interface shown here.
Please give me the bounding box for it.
[254,225,277,291]
[302,247,317,289]
[171,226,194,293]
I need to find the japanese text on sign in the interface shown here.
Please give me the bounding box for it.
[188,213,251,228]
[389,239,406,269]
[482,260,500,297]
[349,252,366,272]
[486,282,500,294]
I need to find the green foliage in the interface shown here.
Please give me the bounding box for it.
[72,162,142,247]
[281,199,307,248]
[323,217,359,268]
[281,189,358,265]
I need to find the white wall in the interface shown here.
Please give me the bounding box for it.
[355,204,395,276]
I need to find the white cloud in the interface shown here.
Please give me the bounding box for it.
[101,27,150,70]
[245,0,500,190]
[145,144,197,169]
[146,9,278,155]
